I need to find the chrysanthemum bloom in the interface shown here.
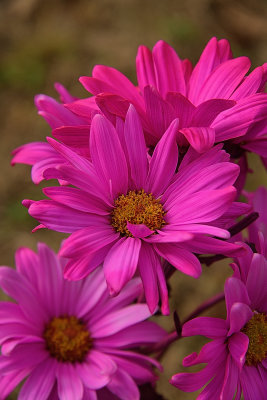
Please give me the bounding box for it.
[12,37,267,185]
[0,242,165,400]
[24,107,247,314]
[170,247,267,399]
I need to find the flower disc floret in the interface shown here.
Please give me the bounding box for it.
[111,189,165,236]
[44,315,92,363]
[241,312,267,366]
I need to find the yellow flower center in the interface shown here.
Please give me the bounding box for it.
[111,189,165,237]
[241,313,267,366]
[44,316,92,363]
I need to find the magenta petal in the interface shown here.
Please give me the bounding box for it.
[144,85,176,138]
[196,56,251,104]
[104,238,141,295]
[11,142,58,166]
[138,244,159,314]
[180,126,215,153]
[145,118,179,197]
[231,65,264,100]
[152,40,186,96]
[182,317,228,339]
[0,369,30,399]
[191,99,235,127]
[165,92,195,127]
[60,225,118,259]
[52,125,90,151]
[240,364,266,400]
[91,303,152,338]
[155,243,201,278]
[124,105,148,188]
[212,93,267,141]
[246,253,267,312]
[228,302,253,337]
[107,368,139,400]
[96,93,130,123]
[57,363,83,400]
[19,358,56,400]
[228,332,248,369]
[220,355,239,400]
[127,222,154,238]
[136,45,157,91]
[170,364,216,392]
[224,278,251,320]
[76,352,116,390]
[90,114,128,199]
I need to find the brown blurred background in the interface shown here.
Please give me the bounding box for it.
[0,0,267,399]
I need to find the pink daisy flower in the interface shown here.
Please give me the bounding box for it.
[0,242,165,400]
[12,38,267,185]
[170,247,267,399]
[24,107,247,314]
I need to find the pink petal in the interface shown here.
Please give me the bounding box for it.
[212,93,267,141]
[228,332,248,369]
[228,302,253,337]
[182,317,228,339]
[60,225,118,259]
[152,40,186,97]
[231,65,265,100]
[155,243,201,278]
[57,363,83,400]
[196,57,251,105]
[224,278,251,321]
[11,142,58,166]
[138,244,159,314]
[247,253,267,312]
[18,358,56,400]
[240,364,266,400]
[144,85,176,138]
[179,126,215,153]
[136,45,157,91]
[191,99,235,126]
[124,105,148,188]
[91,303,152,338]
[220,355,239,400]
[31,156,66,184]
[165,92,195,127]
[52,125,90,150]
[104,238,141,295]
[90,114,128,199]
[126,222,154,238]
[107,368,139,400]
[145,118,179,197]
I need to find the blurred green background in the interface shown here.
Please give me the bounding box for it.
[0,0,267,399]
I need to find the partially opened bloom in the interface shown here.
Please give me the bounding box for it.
[24,107,247,314]
[0,242,165,400]
[170,247,267,399]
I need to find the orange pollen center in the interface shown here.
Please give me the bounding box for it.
[111,189,165,236]
[43,316,92,363]
[241,312,267,366]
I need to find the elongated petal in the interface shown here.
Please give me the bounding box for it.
[155,243,201,278]
[138,244,159,314]
[57,363,83,400]
[165,92,195,127]
[228,332,248,369]
[11,142,58,166]
[231,65,265,100]
[191,99,235,126]
[124,105,148,188]
[90,114,128,198]
[91,303,152,338]
[104,238,141,295]
[107,368,139,400]
[182,317,228,338]
[145,118,179,197]
[224,278,250,321]
[228,302,253,337]
[136,45,157,91]
[18,358,56,400]
[246,253,267,312]
[152,40,186,96]
[196,57,251,104]
[179,127,215,153]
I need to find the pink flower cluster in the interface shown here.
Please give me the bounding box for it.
[2,37,267,399]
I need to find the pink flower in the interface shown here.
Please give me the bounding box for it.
[170,249,267,399]
[0,242,165,400]
[12,38,267,184]
[24,107,247,314]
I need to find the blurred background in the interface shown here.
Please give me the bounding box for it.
[0,0,267,398]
